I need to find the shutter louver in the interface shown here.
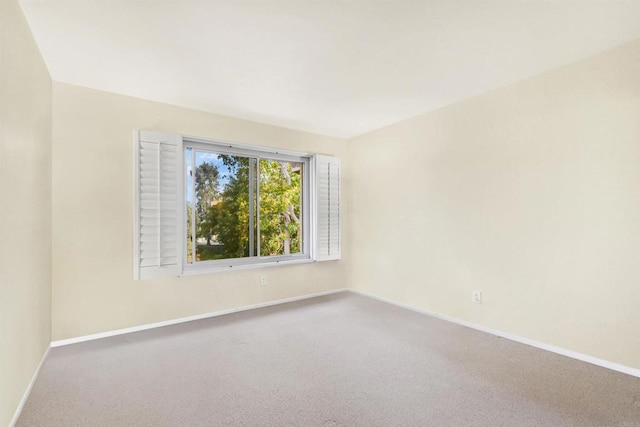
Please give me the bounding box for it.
[134,131,183,279]
[315,155,340,261]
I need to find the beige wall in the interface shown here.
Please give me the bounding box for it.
[51,83,347,341]
[347,40,640,370]
[0,0,52,424]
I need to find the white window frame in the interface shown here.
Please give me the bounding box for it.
[133,130,340,279]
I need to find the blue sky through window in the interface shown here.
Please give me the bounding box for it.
[186,149,234,203]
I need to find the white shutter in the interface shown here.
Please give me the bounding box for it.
[315,155,341,261]
[133,130,183,279]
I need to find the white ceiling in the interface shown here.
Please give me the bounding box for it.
[20,1,640,138]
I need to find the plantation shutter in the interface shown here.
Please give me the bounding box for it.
[134,130,183,279]
[315,155,341,261]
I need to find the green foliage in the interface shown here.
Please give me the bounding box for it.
[215,155,251,258]
[195,162,220,245]
[188,153,302,262]
[259,159,301,256]
[186,202,194,262]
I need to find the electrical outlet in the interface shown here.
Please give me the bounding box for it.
[260,276,268,286]
[472,291,482,304]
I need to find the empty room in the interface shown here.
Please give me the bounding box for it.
[2,0,640,425]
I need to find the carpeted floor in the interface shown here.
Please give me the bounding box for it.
[17,292,640,426]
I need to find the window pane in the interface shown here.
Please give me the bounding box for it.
[259,159,303,256]
[185,143,309,267]
[185,147,194,263]
[213,154,253,260]
[194,151,222,261]
[190,151,254,262]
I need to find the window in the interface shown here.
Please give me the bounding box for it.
[184,141,310,271]
[134,131,340,279]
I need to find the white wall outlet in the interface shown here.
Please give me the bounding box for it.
[472,291,482,304]
[259,275,268,286]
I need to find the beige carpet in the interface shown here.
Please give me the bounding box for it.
[18,292,640,426]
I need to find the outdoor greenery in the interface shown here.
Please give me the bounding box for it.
[187,152,302,263]
[259,159,302,256]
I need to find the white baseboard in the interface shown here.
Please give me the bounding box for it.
[51,288,348,347]
[10,345,50,427]
[347,289,640,379]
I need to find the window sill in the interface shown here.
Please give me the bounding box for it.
[181,257,315,276]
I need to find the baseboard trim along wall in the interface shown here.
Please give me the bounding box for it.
[347,289,640,379]
[10,345,50,427]
[51,288,348,347]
